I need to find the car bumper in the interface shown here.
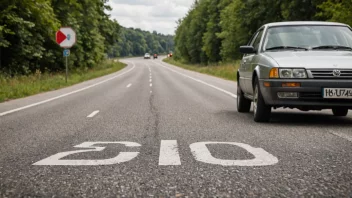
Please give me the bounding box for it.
[259,79,352,109]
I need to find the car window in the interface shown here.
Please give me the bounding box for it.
[247,32,259,46]
[252,30,264,52]
[263,25,352,50]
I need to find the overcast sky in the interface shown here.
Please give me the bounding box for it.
[106,0,194,35]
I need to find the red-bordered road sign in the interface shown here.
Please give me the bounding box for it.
[56,27,76,48]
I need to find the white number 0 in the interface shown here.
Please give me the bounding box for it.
[33,142,141,166]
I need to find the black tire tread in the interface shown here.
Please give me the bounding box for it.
[332,108,348,116]
[237,81,251,113]
[253,78,271,122]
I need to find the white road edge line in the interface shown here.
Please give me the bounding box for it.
[150,83,153,87]
[0,62,136,117]
[127,83,132,88]
[87,110,100,118]
[156,62,237,98]
[149,79,152,82]
[332,132,352,143]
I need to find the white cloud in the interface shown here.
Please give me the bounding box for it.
[106,0,194,35]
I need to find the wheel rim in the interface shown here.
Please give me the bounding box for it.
[253,85,258,116]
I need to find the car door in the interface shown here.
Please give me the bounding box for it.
[241,29,264,94]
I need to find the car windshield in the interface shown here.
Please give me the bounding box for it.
[263,25,352,51]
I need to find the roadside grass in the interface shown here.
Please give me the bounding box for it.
[163,58,239,81]
[0,60,126,103]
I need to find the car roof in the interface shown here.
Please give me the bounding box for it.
[264,21,350,28]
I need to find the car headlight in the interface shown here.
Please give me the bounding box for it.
[279,69,307,78]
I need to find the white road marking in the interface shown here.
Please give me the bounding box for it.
[126,83,132,88]
[150,83,152,87]
[190,142,278,166]
[87,110,99,118]
[33,140,279,166]
[159,140,181,165]
[0,63,136,117]
[156,62,237,98]
[33,142,141,166]
[332,132,352,142]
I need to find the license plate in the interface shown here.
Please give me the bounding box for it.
[323,88,352,99]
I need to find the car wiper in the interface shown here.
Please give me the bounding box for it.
[265,46,309,51]
[311,45,352,51]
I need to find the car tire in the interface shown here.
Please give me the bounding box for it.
[253,78,271,122]
[332,108,348,116]
[237,81,251,113]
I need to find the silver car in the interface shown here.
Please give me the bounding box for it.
[144,53,151,59]
[237,21,352,122]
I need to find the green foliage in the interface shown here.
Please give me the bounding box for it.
[317,0,352,27]
[0,0,60,75]
[0,60,126,102]
[0,0,131,76]
[115,27,174,57]
[174,0,346,64]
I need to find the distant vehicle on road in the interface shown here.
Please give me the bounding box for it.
[153,53,158,59]
[144,53,151,59]
[237,21,352,122]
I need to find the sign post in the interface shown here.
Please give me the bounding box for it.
[63,49,70,82]
[56,27,76,83]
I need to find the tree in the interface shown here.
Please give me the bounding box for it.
[0,0,59,75]
[317,0,352,26]
[174,0,338,64]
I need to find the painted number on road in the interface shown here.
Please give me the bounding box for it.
[33,142,141,166]
[34,141,278,166]
[190,142,278,166]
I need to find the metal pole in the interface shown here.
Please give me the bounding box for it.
[65,52,68,83]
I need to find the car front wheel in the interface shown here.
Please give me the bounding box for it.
[253,78,271,122]
[237,81,251,113]
[332,108,348,116]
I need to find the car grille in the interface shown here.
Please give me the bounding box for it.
[310,69,352,79]
[299,92,321,99]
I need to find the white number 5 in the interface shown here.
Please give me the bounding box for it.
[33,142,141,166]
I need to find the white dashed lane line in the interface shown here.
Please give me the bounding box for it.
[147,64,153,87]
[87,111,100,118]
[126,83,132,88]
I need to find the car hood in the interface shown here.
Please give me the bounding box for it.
[264,51,352,69]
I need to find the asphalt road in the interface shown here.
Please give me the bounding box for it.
[0,57,351,197]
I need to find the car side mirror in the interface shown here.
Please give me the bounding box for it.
[239,46,256,54]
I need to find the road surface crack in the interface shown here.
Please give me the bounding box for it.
[148,92,160,138]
